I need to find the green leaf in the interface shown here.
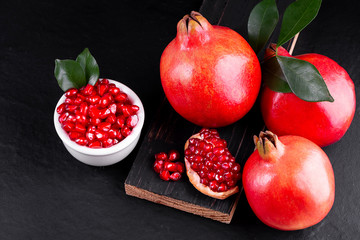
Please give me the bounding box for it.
[54,59,86,91]
[248,0,279,54]
[277,0,321,47]
[76,48,100,86]
[262,57,291,93]
[276,55,334,102]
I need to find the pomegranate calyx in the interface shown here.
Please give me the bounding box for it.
[176,11,212,48]
[254,131,284,161]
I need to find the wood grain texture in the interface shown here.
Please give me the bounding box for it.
[125,0,294,224]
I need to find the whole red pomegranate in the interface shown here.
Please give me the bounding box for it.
[243,131,335,231]
[160,11,261,127]
[261,45,356,147]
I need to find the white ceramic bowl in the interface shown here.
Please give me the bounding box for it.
[54,79,145,166]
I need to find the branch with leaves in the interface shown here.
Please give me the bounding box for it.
[248,0,333,102]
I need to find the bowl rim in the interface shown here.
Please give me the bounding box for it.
[53,78,145,156]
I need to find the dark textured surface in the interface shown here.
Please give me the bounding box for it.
[0,0,359,239]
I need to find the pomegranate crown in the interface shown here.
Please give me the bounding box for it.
[176,11,213,47]
[254,131,284,161]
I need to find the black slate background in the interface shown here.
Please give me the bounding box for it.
[0,0,359,239]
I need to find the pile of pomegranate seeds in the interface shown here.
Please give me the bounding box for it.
[57,79,140,148]
[185,128,241,192]
[153,150,184,181]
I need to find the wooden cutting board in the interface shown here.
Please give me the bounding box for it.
[125,0,297,224]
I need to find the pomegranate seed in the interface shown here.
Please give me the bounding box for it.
[200,178,209,186]
[75,114,87,125]
[218,183,227,192]
[215,174,224,183]
[170,172,182,181]
[114,92,128,102]
[64,98,73,104]
[82,84,94,96]
[224,172,233,181]
[102,138,114,148]
[153,159,164,173]
[232,163,241,173]
[108,128,118,139]
[155,152,168,161]
[130,105,140,113]
[213,147,225,156]
[66,114,77,123]
[74,123,86,133]
[126,115,138,128]
[89,141,102,148]
[73,97,83,105]
[69,131,81,141]
[226,180,236,188]
[89,117,101,126]
[209,181,219,191]
[168,150,180,161]
[116,116,126,128]
[65,104,77,113]
[207,172,215,181]
[101,79,109,84]
[98,122,111,132]
[106,114,117,124]
[65,88,78,98]
[75,137,88,146]
[159,170,170,181]
[87,125,97,133]
[115,130,123,140]
[58,112,69,124]
[95,130,108,141]
[62,121,74,132]
[233,173,241,180]
[121,105,132,117]
[121,126,131,137]
[57,103,66,114]
[164,162,177,172]
[176,162,184,174]
[89,107,100,118]
[85,132,95,143]
[108,87,120,95]
[87,95,101,105]
[221,162,231,171]
[97,84,108,96]
[99,108,111,119]
[79,102,89,115]
[109,103,117,114]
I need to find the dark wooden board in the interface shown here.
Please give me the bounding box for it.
[125,0,293,224]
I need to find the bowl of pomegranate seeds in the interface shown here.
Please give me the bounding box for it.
[54,78,145,166]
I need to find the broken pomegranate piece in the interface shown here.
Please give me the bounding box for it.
[184,128,240,199]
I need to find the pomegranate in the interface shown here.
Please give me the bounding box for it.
[57,79,140,148]
[160,11,261,127]
[153,150,184,181]
[243,131,335,231]
[184,128,240,199]
[261,45,356,147]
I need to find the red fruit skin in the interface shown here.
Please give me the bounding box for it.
[243,135,335,231]
[261,47,356,147]
[160,12,261,127]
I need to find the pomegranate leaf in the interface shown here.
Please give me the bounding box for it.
[276,56,334,102]
[262,57,291,93]
[248,0,279,54]
[54,59,86,92]
[277,0,321,47]
[76,48,99,86]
